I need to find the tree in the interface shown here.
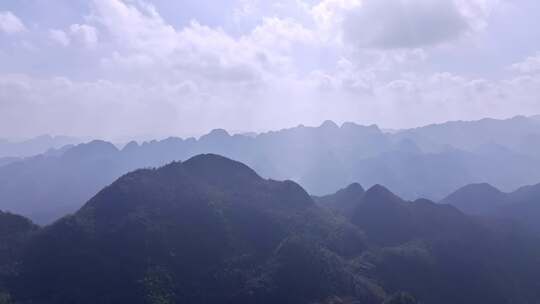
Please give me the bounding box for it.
[383,292,418,304]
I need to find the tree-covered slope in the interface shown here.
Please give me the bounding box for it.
[11,154,380,304]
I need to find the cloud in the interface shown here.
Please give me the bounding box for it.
[49,24,99,48]
[311,0,496,49]
[0,0,537,140]
[311,0,361,29]
[90,0,178,56]
[69,24,99,47]
[0,73,202,139]
[250,17,317,51]
[0,11,26,34]
[511,52,540,74]
[2,63,540,139]
[49,29,70,46]
[91,0,317,87]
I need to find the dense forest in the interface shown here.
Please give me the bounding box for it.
[1,154,540,304]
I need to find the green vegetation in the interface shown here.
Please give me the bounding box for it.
[1,154,540,303]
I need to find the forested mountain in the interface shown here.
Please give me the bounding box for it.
[2,116,540,224]
[442,182,540,234]
[0,211,38,302]
[4,0,539,302]
[7,155,381,304]
[2,155,540,304]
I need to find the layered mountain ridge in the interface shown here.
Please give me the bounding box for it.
[1,115,540,224]
[442,182,540,234]
[1,155,539,303]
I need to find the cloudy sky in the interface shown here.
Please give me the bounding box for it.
[1,0,540,140]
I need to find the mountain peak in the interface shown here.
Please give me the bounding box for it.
[80,154,311,222]
[364,184,403,205]
[0,210,38,236]
[443,183,504,201]
[340,122,382,134]
[122,140,139,152]
[183,153,261,183]
[63,140,118,159]
[441,183,506,216]
[344,182,364,193]
[314,182,365,217]
[202,128,230,139]
[319,120,339,129]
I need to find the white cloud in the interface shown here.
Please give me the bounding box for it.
[454,0,498,31]
[0,0,537,139]
[69,24,99,47]
[0,11,26,34]
[49,24,98,48]
[90,0,178,56]
[2,64,540,139]
[511,52,540,74]
[250,17,317,51]
[311,0,361,30]
[90,0,317,88]
[0,73,203,139]
[49,29,70,47]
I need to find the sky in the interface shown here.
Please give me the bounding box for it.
[1,0,540,140]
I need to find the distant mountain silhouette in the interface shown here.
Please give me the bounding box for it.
[440,183,507,216]
[2,155,540,303]
[315,183,479,245]
[393,115,540,155]
[2,116,540,224]
[321,184,540,304]
[442,183,540,234]
[0,135,81,158]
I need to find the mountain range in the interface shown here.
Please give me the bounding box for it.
[0,135,80,159]
[2,154,540,304]
[442,182,540,234]
[1,115,540,224]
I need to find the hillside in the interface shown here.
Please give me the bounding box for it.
[10,155,380,304]
[1,155,539,303]
[443,182,540,234]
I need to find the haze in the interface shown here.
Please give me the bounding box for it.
[1,0,540,140]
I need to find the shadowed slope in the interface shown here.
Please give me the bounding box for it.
[13,154,377,304]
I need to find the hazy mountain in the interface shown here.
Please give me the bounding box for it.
[442,183,540,234]
[2,155,540,303]
[313,183,365,218]
[0,145,75,169]
[9,155,382,304]
[392,115,540,155]
[320,184,540,304]
[2,116,540,224]
[0,135,81,158]
[317,184,479,246]
[440,183,507,216]
[0,141,135,224]
[353,186,469,245]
